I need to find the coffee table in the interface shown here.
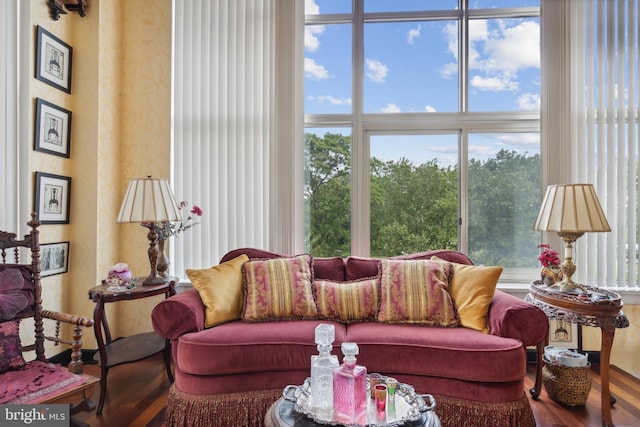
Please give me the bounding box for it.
[265,396,435,427]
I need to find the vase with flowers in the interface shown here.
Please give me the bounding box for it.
[142,201,203,277]
[538,243,563,286]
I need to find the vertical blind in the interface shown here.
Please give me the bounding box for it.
[172,0,274,274]
[573,0,639,289]
[0,1,19,231]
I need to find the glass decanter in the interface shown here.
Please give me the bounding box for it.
[333,342,367,422]
[310,324,339,408]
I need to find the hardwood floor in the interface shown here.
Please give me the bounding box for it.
[73,353,640,427]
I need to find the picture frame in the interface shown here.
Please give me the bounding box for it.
[35,172,71,224]
[35,26,73,94]
[34,98,72,158]
[40,242,70,277]
[548,318,581,350]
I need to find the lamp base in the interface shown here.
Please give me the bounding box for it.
[143,275,169,286]
[551,278,588,294]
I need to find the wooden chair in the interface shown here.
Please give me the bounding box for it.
[0,213,98,425]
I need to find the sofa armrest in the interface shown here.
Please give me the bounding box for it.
[487,290,549,346]
[152,288,206,340]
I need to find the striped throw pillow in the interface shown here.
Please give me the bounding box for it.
[313,277,379,323]
[377,259,459,326]
[242,254,317,321]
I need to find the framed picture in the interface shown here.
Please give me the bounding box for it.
[35,26,73,93]
[40,242,70,277]
[35,172,71,224]
[34,98,71,158]
[548,318,581,350]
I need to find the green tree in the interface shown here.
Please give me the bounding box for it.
[305,132,351,256]
[468,149,540,267]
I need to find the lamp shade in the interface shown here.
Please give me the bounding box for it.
[117,177,182,223]
[533,184,611,233]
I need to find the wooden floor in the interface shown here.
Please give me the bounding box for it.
[74,353,640,427]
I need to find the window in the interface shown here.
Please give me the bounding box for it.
[304,0,541,279]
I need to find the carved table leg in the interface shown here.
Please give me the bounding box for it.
[600,324,616,427]
[529,340,545,399]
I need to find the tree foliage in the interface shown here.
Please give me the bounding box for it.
[305,132,540,267]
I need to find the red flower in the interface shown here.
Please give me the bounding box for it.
[538,244,561,267]
[191,205,203,216]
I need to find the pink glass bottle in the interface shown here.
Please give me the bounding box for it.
[333,342,367,422]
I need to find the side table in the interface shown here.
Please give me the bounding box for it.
[88,278,176,415]
[525,280,629,427]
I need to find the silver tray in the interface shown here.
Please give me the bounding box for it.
[283,375,438,427]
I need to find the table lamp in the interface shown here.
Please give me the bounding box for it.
[533,184,610,292]
[117,177,182,285]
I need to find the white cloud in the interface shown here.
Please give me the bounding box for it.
[407,25,421,45]
[517,93,540,110]
[469,144,498,157]
[309,95,352,106]
[495,133,540,149]
[380,103,401,113]
[305,25,325,52]
[365,59,389,83]
[440,19,540,91]
[305,58,329,80]
[305,0,320,15]
[470,75,518,92]
[440,62,458,79]
[424,105,437,112]
[482,21,540,73]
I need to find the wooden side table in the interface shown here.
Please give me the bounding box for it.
[88,278,176,415]
[525,280,629,427]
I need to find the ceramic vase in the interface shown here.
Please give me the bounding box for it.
[541,265,563,286]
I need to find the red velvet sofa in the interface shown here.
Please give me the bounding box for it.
[151,248,548,427]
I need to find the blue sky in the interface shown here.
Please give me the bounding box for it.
[304,0,541,166]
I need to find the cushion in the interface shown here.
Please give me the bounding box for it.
[186,254,250,328]
[0,266,34,321]
[433,256,502,333]
[0,320,26,373]
[0,360,88,404]
[377,259,458,326]
[242,254,317,321]
[313,277,379,323]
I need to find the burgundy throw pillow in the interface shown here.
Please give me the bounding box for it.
[0,320,26,373]
[0,266,34,321]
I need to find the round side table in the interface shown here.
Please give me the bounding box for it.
[525,280,629,427]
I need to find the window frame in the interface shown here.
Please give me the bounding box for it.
[304,1,541,283]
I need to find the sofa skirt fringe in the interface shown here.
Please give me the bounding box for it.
[165,385,281,427]
[433,393,536,427]
[165,384,535,427]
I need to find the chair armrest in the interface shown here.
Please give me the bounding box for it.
[152,288,206,340]
[41,310,94,328]
[41,309,94,374]
[487,290,549,347]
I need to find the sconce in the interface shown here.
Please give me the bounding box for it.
[49,0,88,21]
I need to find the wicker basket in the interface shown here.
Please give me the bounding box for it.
[542,361,592,406]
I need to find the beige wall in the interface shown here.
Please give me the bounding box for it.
[27,0,171,348]
[25,0,640,375]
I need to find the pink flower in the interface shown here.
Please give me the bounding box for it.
[142,201,203,240]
